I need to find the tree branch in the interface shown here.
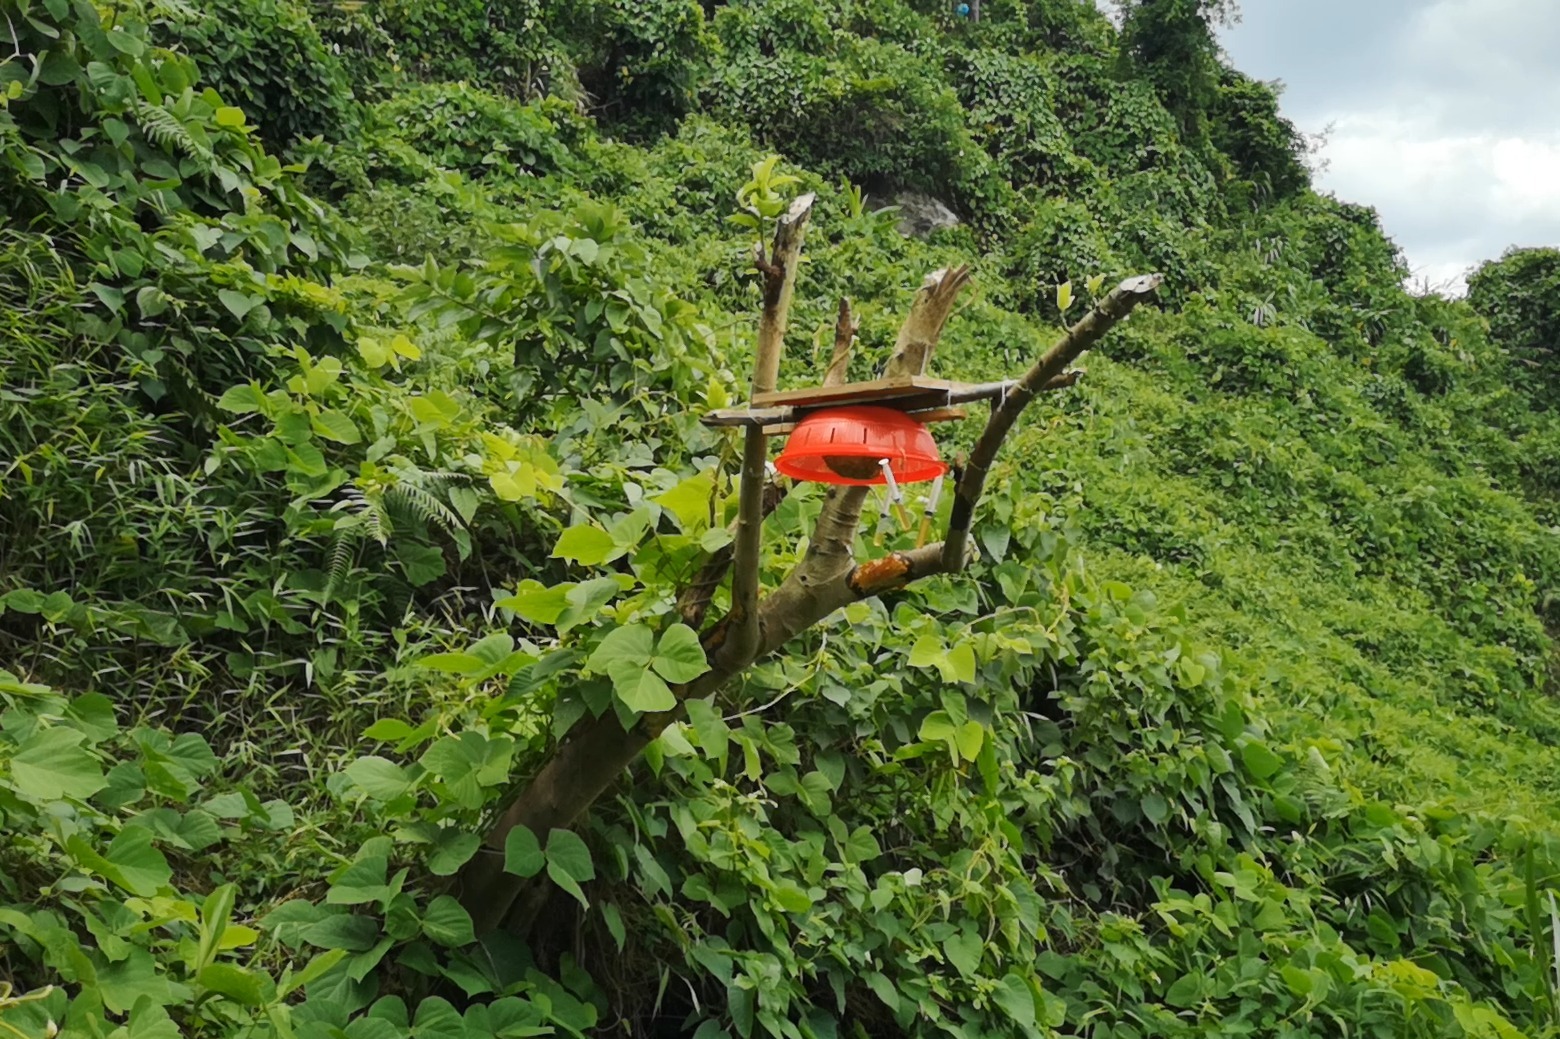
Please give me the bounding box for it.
[729,194,813,661]
[677,289,842,631]
[675,479,787,630]
[825,297,858,386]
[941,274,1162,570]
[885,266,971,377]
[455,263,1158,938]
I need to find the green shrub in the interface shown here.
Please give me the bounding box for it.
[371,0,558,95]
[1468,247,1560,379]
[368,83,577,180]
[151,0,355,152]
[705,36,978,198]
[1209,68,1311,201]
[566,0,715,130]
[1,0,351,417]
[1000,198,1124,316]
[1116,0,1231,139]
[948,49,1076,188]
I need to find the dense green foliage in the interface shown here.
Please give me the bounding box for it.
[1469,247,1560,398]
[5,1,1560,1038]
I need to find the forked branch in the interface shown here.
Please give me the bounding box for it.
[454,235,1161,937]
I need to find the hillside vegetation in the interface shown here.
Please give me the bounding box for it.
[5,0,1560,1037]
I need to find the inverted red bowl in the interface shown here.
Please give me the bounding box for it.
[774,405,947,486]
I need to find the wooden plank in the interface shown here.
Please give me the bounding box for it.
[701,374,1081,428]
[702,406,791,428]
[760,406,967,436]
[704,403,971,430]
[751,376,964,408]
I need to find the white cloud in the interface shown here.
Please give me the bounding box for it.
[1084,1,1560,293]
[1488,137,1560,220]
[1218,0,1560,295]
[1311,112,1560,292]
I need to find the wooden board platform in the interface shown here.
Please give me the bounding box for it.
[750,375,985,409]
[760,406,967,436]
[700,376,1035,429]
[703,404,970,430]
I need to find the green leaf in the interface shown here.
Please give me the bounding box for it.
[1240,740,1285,781]
[416,652,485,675]
[993,972,1036,1028]
[216,384,267,414]
[98,948,173,1014]
[552,525,619,566]
[413,997,465,1039]
[945,929,982,977]
[547,829,594,881]
[301,914,380,952]
[9,726,105,801]
[587,623,653,673]
[311,410,361,444]
[907,634,943,669]
[651,624,709,684]
[602,903,626,951]
[773,884,813,913]
[397,543,447,587]
[945,642,977,684]
[345,757,413,801]
[426,830,480,876]
[504,825,545,878]
[327,855,391,906]
[546,829,594,908]
[843,826,880,863]
[105,28,145,55]
[918,710,956,743]
[864,972,899,1013]
[363,719,414,742]
[197,884,237,970]
[218,289,258,320]
[1165,971,1204,1008]
[278,949,348,998]
[1279,963,1313,997]
[954,721,984,763]
[1141,792,1170,825]
[104,827,173,896]
[652,473,716,529]
[214,106,246,128]
[421,895,475,948]
[198,963,272,1007]
[610,665,677,713]
[496,580,572,625]
[590,624,677,711]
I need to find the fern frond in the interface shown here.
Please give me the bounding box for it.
[323,529,357,602]
[135,102,212,170]
[401,469,470,486]
[383,482,462,538]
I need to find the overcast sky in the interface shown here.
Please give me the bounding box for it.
[1214,0,1560,293]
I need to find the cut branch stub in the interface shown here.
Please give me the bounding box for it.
[751,193,815,398]
[825,297,857,388]
[885,265,972,378]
